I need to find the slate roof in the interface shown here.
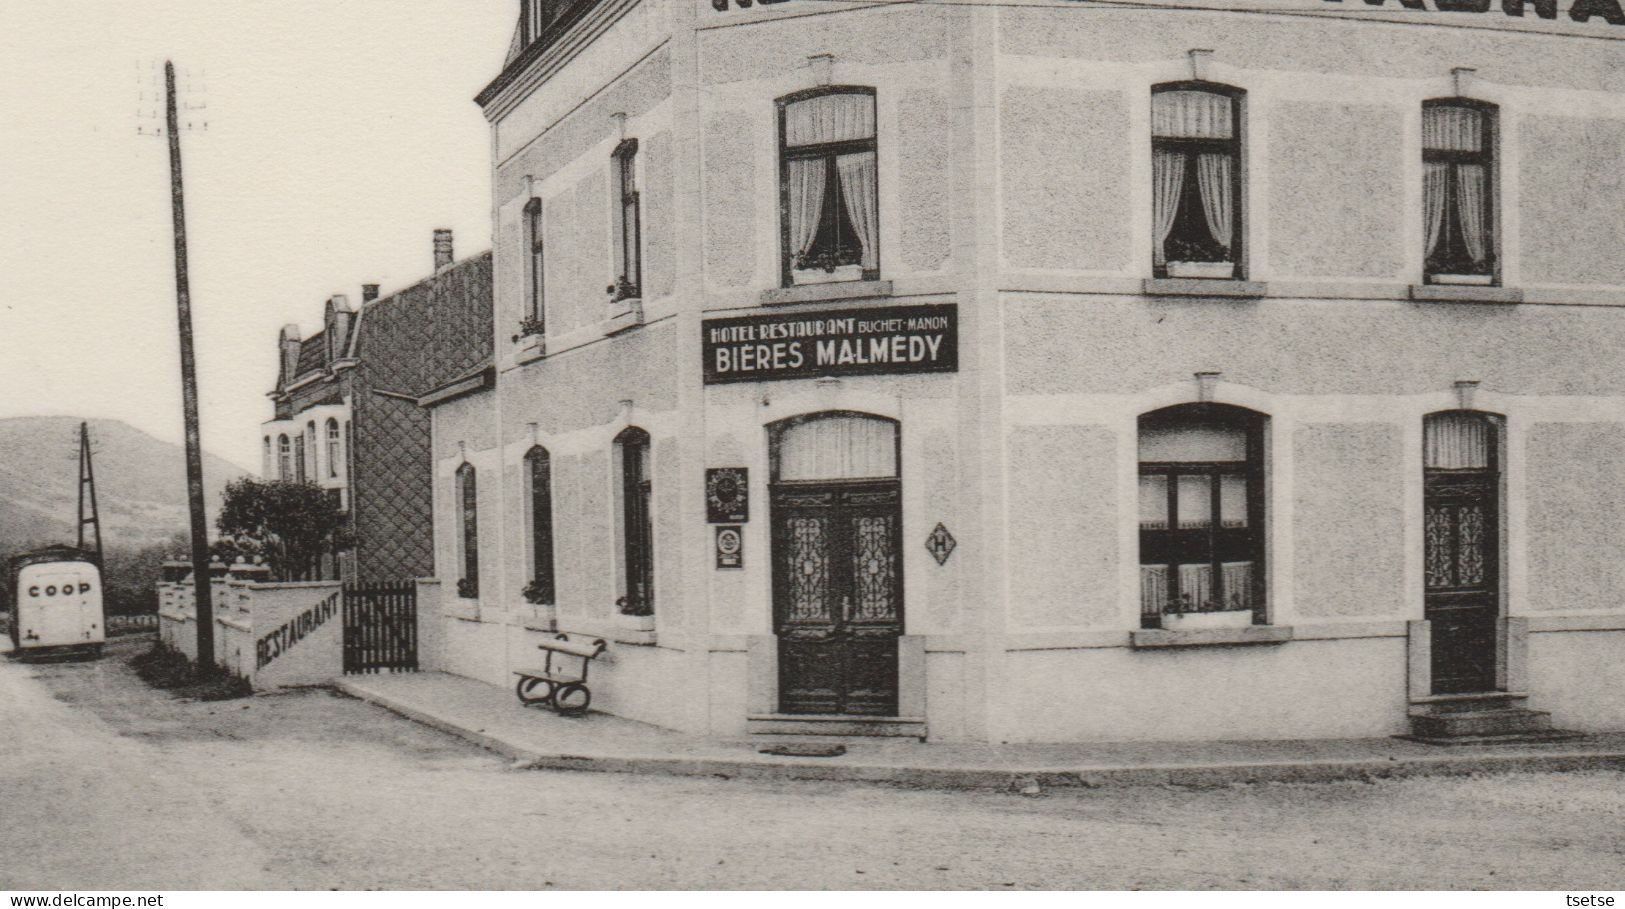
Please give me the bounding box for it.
[347,253,493,582]
[294,332,328,380]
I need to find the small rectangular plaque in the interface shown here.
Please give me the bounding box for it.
[715,525,743,569]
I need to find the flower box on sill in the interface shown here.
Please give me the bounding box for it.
[792,264,866,286]
[513,333,546,364]
[1427,273,1494,286]
[1165,261,1235,280]
[612,610,656,645]
[1161,609,1254,631]
[615,611,655,633]
[602,299,643,336]
[522,602,557,633]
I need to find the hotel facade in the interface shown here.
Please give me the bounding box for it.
[426,0,1625,743]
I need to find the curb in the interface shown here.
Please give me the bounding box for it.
[335,679,1625,791]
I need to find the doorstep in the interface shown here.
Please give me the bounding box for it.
[746,713,927,740]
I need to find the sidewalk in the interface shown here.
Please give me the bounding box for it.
[336,670,1625,791]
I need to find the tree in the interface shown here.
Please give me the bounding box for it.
[216,478,347,581]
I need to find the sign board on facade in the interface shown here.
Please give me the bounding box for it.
[715,526,744,569]
[709,0,1625,31]
[706,467,749,523]
[702,304,958,385]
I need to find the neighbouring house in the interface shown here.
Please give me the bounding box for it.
[261,231,492,583]
[424,0,1625,744]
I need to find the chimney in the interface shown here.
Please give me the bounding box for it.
[433,229,454,271]
[361,283,380,303]
[278,324,302,386]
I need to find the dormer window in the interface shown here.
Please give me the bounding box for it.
[521,0,565,45]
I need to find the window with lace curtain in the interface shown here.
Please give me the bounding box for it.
[1138,404,1266,627]
[1151,84,1244,280]
[1423,100,1496,284]
[326,418,341,479]
[778,87,879,287]
[277,434,291,481]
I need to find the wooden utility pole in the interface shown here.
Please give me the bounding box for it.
[75,421,104,568]
[164,59,215,672]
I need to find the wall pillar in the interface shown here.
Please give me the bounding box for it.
[1407,619,1431,701]
[416,578,446,672]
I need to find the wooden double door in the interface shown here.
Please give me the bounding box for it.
[770,480,902,716]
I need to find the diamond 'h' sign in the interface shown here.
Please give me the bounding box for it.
[925,523,956,566]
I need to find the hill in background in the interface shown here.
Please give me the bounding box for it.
[0,415,250,556]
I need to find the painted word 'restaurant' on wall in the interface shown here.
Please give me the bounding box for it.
[256,592,339,670]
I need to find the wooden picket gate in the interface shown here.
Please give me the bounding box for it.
[342,581,418,674]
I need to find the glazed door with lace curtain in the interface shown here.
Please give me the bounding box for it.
[770,414,902,716]
[1424,412,1500,694]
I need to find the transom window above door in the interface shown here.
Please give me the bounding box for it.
[772,412,898,482]
[1151,84,1244,280]
[778,89,879,287]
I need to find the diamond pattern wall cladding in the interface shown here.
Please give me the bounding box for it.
[346,254,493,583]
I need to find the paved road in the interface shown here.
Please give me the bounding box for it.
[0,649,271,889]
[4,638,1624,889]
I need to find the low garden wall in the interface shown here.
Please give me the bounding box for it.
[156,577,344,690]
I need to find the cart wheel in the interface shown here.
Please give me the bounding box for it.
[516,677,555,707]
[552,683,590,716]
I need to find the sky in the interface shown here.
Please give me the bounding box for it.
[0,1,516,472]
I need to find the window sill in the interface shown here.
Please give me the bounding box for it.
[513,334,546,364]
[760,279,893,307]
[1409,284,1523,304]
[602,300,644,336]
[1142,278,1267,299]
[1130,625,1294,649]
[444,599,480,622]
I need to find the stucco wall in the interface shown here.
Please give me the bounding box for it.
[1267,102,1405,280]
[494,46,672,200]
[702,110,758,291]
[697,6,949,86]
[1005,425,1120,629]
[501,324,679,436]
[1004,296,1625,397]
[999,86,1130,272]
[996,8,1625,94]
[999,637,1409,743]
[1519,114,1625,286]
[1528,629,1625,731]
[557,449,618,628]
[1292,423,1406,619]
[898,88,954,275]
[541,167,613,336]
[1525,422,1625,613]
